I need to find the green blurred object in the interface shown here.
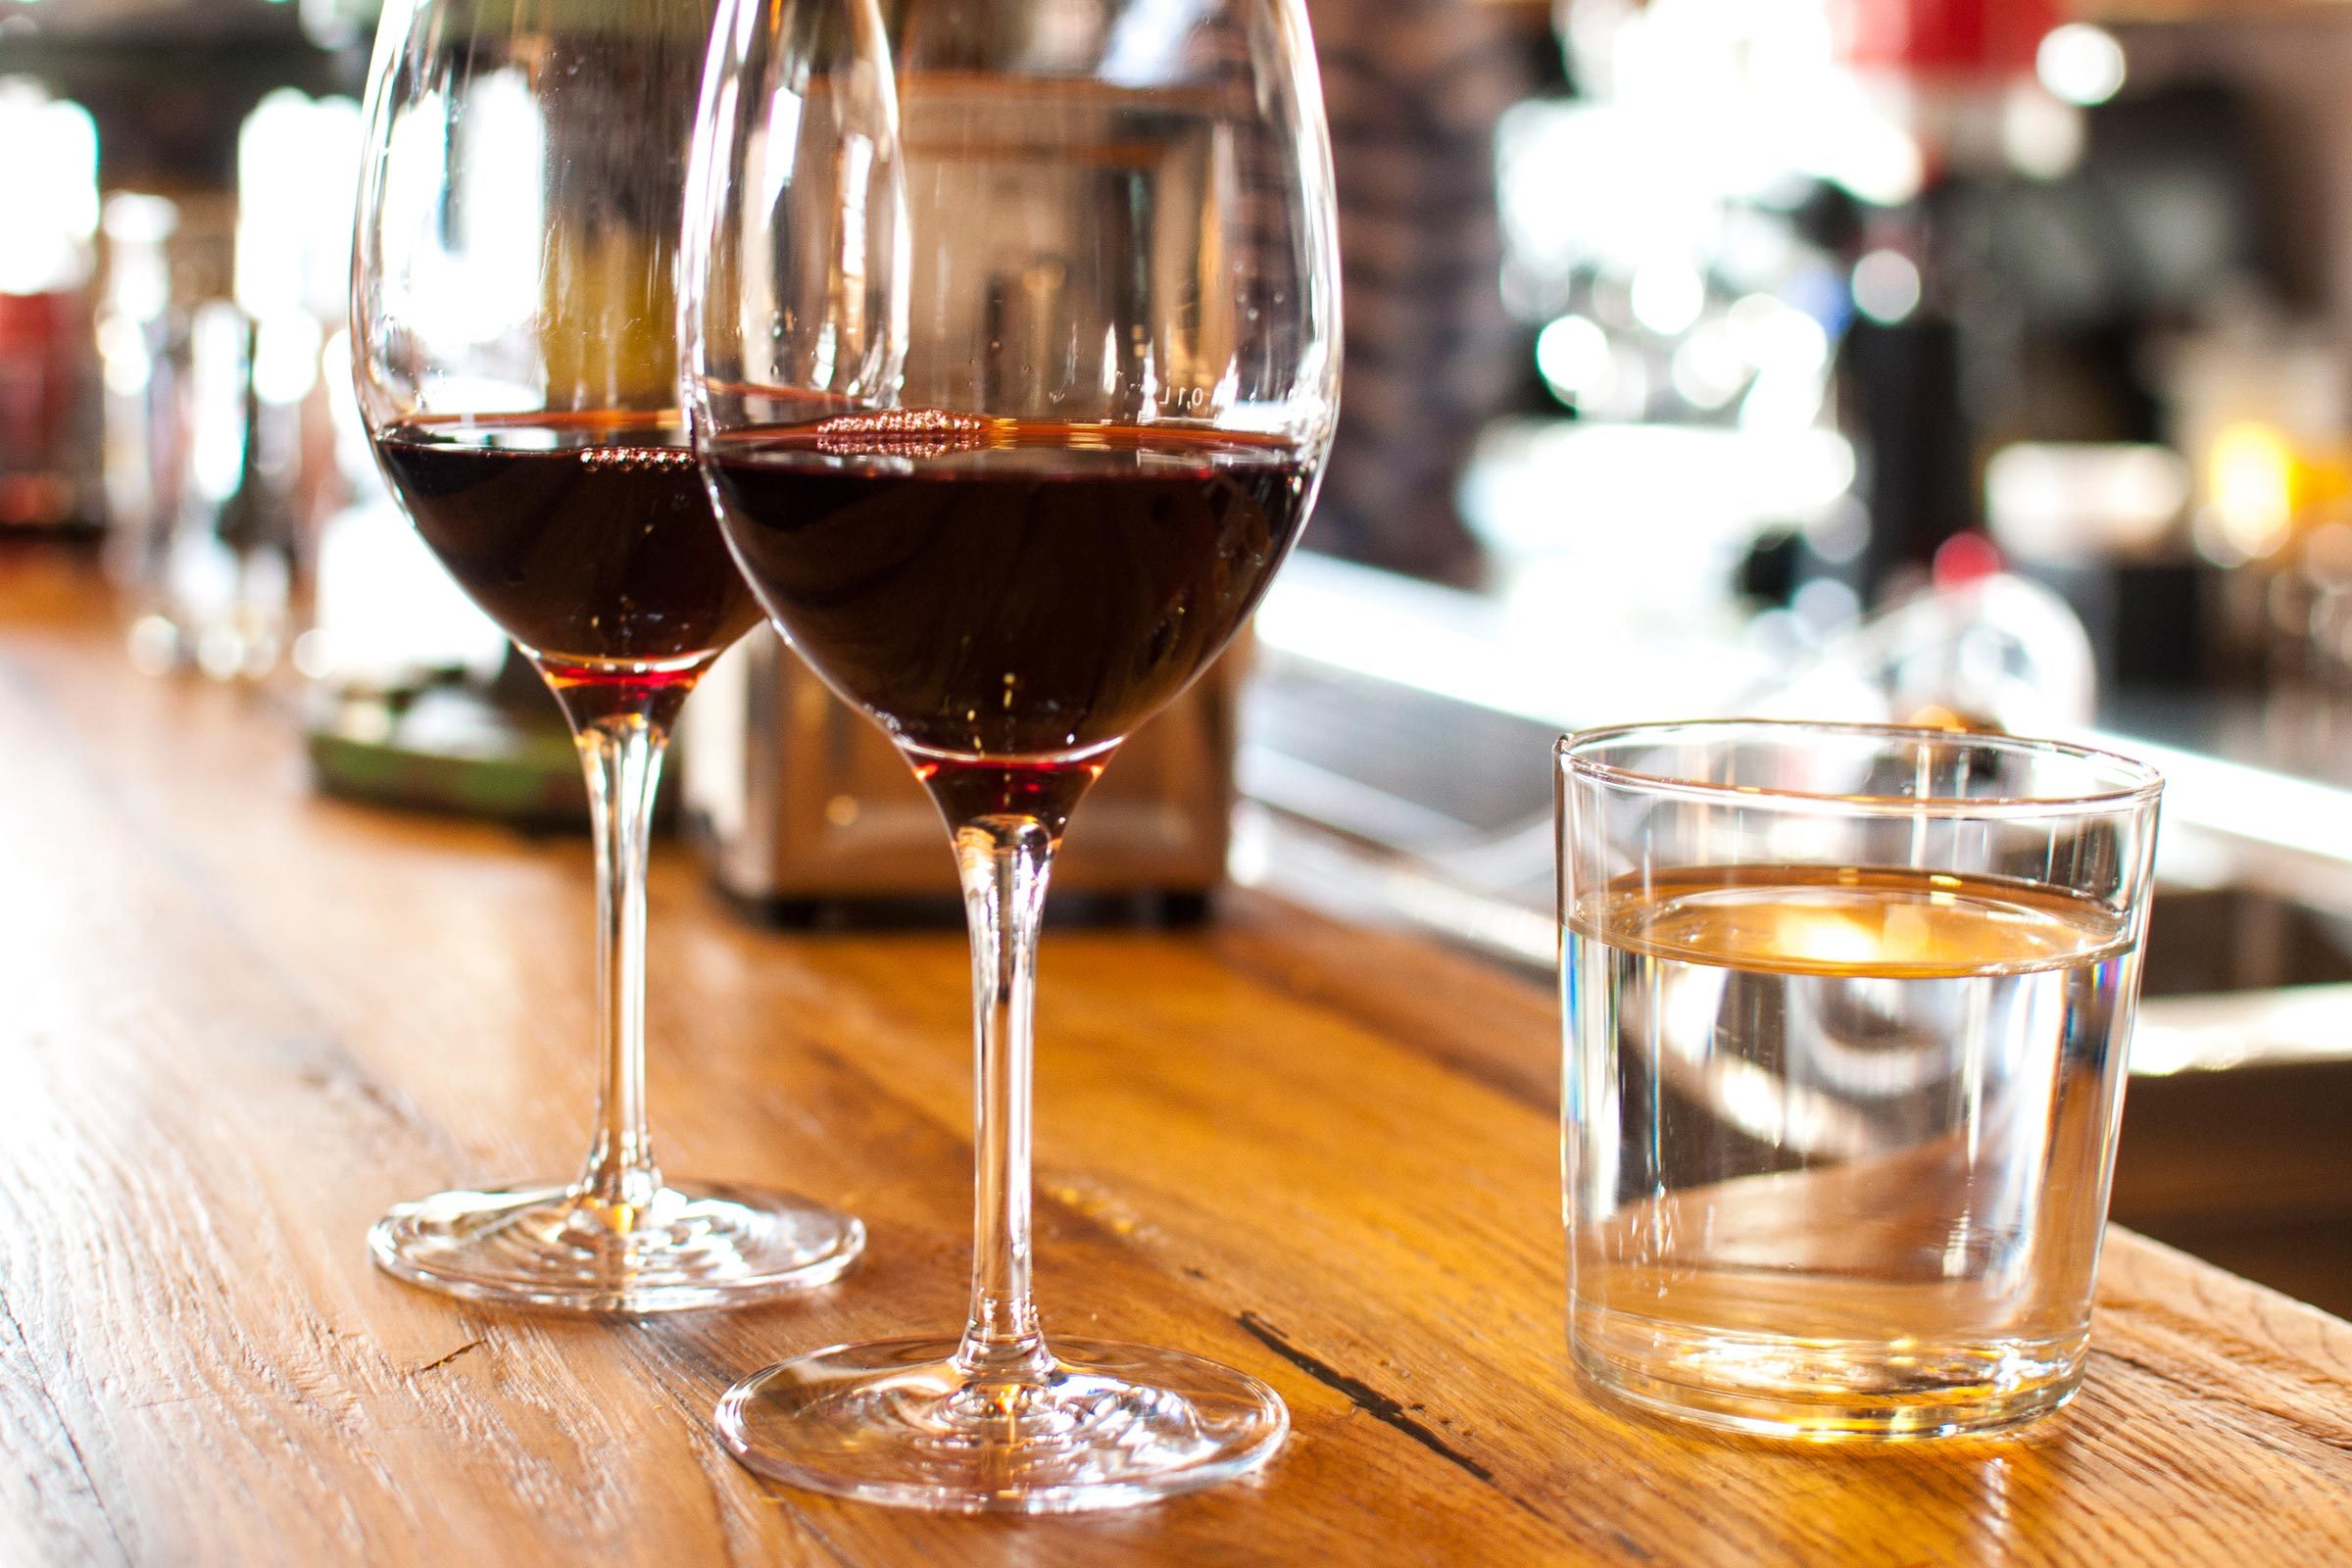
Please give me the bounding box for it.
[306,658,592,829]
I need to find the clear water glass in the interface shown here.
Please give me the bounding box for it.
[1558,720,2163,1439]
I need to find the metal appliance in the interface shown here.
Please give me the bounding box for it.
[679,633,1241,920]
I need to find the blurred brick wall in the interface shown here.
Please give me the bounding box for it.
[1304,0,1551,583]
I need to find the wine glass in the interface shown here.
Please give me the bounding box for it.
[350,0,865,1311]
[683,0,1341,1511]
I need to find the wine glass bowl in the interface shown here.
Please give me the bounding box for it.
[367,414,761,686]
[351,0,865,1311]
[686,0,1339,1510]
[702,418,1316,761]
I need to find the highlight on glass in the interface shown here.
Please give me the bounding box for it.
[1558,720,2164,1439]
[348,0,864,1311]
[682,0,1343,1512]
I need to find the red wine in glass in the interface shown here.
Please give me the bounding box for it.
[375,413,762,681]
[708,416,1313,760]
[355,404,866,1308]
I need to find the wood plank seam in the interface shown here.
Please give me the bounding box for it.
[1236,1311,1494,1482]
[0,1285,133,1568]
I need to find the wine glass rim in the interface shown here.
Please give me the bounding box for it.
[1555,718,2165,818]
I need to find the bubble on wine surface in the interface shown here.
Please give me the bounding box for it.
[579,446,697,471]
[814,409,994,459]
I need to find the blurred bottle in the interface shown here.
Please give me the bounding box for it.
[1831,0,2068,605]
[97,195,188,605]
[0,80,103,534]
[1753,569,2098,737]
[233,90,364,627]
[123,91,364,679]
[126,300,291,679]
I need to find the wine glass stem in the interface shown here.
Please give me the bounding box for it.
[951,814,1058,1385]
[566,697,681,1218]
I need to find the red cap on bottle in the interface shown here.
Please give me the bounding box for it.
[1836,0,2061,78]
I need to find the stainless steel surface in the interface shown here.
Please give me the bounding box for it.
[681,634,1239,912]
[1240,554,2352,967]
[2136,982,2352,1074]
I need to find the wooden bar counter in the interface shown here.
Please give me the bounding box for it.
[5,551,2351,1566]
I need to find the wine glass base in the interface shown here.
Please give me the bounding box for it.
[714,1337,1288,1513]
[368,1180,863,1313]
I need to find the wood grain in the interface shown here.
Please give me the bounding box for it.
[3,550,2351,1565]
